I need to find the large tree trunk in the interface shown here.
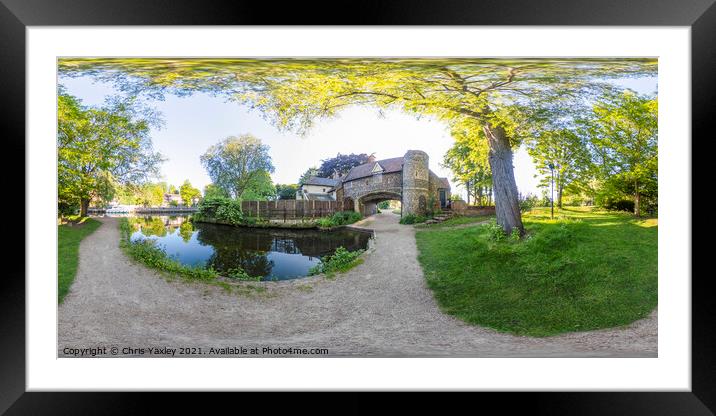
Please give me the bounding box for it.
[80,198,90,218]
[483,123,524,235]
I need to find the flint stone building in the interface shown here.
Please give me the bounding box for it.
[330,150,450,217]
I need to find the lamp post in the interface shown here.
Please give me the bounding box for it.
[548,162,555,219]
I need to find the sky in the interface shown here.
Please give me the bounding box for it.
[59,73,657,200]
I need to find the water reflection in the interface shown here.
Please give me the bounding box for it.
[126,215,372,280]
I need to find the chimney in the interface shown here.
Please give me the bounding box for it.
[366,153,377,164]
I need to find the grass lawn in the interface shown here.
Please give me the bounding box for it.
[415,207,657,337]
[415,215,495,229]
[58,218,101,303]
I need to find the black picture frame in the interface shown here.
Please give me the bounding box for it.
[1,0,711,413]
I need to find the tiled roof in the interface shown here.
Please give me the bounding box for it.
[303,176,340,187]
[343,157,404,182]
[439,178,450,189]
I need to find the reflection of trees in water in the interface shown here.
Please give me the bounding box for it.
[178,221,194,242]
[129,215,190,238]
[193,223,372,277]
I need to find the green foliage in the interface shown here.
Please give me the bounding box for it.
[415,207,657,336]
[58,218,102,303]
[119,218,218,281]
[377,201,390,210]
[587,91,658,216]
[298,167,321,185]
[179,179,201,206]
[200,134,275,199]
[399,214,427,225]
[275,183,299,200]
[316,211,363,228]
[57,87,164,215]
[196,196,246,224]
[526,128,593,208]
[203,183,229,199]
[308,247,364,278]
[226,267,261,281]
[239,170,276,201]
[518,193,540,213]
[602,199,636,212]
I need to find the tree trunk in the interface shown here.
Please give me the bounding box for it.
[634,178,641,217]
[466,179,471,205]
[557,175,564,209]
[80,198,90,218]
[483,123,524,235]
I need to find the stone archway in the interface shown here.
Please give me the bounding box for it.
[357,191,402,217]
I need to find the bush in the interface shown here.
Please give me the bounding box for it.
[399,213,427,224]
[484,219,507,242]
[196,196,246,224]
[317,211,363,228]
[603,199,635,212]
[226,267,261,281]
[519,194,540,212]
[309,246,364,277]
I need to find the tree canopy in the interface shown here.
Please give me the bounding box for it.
[317,153,371,178]
[179,180,202,206]
[57,88,164,216]
[59,58,657,231]
[200,134,275,199]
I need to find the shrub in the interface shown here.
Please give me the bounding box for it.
[309,246,364,277]
[225,267,261,281]
[399,213,427,224]
[519,194,540,212]
[484,219,507,242]
[317,211,363,228]
[603,199,636,212]
[196,196,246,224]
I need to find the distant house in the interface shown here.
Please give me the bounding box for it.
[296,176,340,201]
[164,193,183,206]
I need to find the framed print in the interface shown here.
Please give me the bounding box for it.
[2,0,713,413]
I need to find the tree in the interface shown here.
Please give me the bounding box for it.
[179,179,201,206]
[59,58,656,233]
[139,183,166,207]
[586,92,658,216]
[526,128,592,208]
[298,167,321,185]
[57,88,164,216]
[240,170,276,200]
[442,130,493,206]
[203,183,229,199]
[275,184,299,200]
[317,153,370,177]
[200,134,275,199]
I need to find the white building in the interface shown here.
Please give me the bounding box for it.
[296,176,340,201]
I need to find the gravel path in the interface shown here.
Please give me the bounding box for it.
[58,212,656,357]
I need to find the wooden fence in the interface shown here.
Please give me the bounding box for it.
[240,200,345,220]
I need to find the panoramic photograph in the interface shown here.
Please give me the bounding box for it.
[56,58,658,357]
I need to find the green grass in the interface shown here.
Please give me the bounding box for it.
[58,218,102,303]
[415,207,657,336]
[309,246,365,279]
[415,215,495,229]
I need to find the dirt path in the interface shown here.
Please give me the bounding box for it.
[58,211,656,357]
